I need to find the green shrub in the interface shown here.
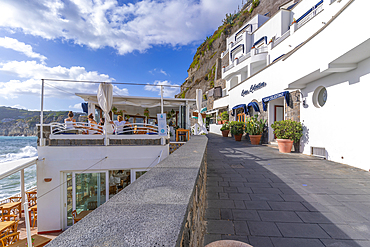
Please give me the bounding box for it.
[271,120,303,143]
[221,111,229,121]
[229,121,245,135]
[220,123,229,131]
[245,114,266,135]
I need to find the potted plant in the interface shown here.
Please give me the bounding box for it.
[245,114,267,145]
[144,108,149,118]
[217,116,222,124]
[271,120,303,153]
[220,123,230,137]
[229,121,245,141]
[221,111,229,124]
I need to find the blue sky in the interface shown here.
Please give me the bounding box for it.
[0,0,241,111]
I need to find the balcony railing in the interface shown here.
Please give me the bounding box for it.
[297,1,324,29]
[49,122,161,137]
[224,63,234,72]
[255,46,268,54]
[238,52,250,63]
[273,30,290,47]
[221,49,229,58]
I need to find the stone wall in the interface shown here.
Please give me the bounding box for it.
[285,90,301,122]
[47,136,208,247]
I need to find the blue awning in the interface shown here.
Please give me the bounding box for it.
[262,91,290,111]
[231,104,247,116]
[81,103,88,114]
[247,102,260,113]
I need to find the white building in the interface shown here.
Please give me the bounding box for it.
[210,0,370,170]
[36,93,195,233]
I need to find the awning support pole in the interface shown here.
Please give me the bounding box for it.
[40,79,44,147]
[160,86,164,114]
[20,169,25,209]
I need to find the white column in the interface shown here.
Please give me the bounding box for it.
[20,169,25,209]
[186,100,189,129]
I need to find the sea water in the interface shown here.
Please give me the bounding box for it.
[0,136,38,200]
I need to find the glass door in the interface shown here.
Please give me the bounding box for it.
[65,171,108,228]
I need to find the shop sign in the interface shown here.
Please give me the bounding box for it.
[157,113,167,137]
[241,82,266,97]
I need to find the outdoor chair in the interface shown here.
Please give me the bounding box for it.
[72,210,77,224]
[0,232,19,247]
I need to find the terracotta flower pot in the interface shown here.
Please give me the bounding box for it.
[222,130,229,137]
[249,134,262,145]
[218,121,222,124]
[234,134,243,141]
[277,139,294,153]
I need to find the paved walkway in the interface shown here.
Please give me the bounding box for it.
[205,133,370,247]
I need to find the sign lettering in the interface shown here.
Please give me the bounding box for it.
[241,82,266,97]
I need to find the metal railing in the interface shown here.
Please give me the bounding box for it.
[256,46,268,54]
[224,63,234,72]
[273,30,290,47]
[297,2,324,29]
[50,122,162,136]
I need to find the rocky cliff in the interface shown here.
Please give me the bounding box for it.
[176,0,294,101]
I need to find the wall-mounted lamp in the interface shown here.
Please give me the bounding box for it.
[44,178,52,182]
[296,92,308,108]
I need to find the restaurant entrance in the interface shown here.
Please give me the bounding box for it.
[64,171,109,228]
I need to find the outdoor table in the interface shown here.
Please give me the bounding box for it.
[176,129,190,142]
[74,210,92,223]
[7,234,51,247]
[1,202,21,220]
[0,221,15,233]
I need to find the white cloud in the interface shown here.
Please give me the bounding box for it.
[0,0,240,54]
[0,37,47,63]
[149,68,168,76]
[144,80,180,98]
[0,60,129,99]
[69,103,82,109]
[11,104,27,109]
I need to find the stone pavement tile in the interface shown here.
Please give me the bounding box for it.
[325,205,368,223]
[276,222,331,238]
[234,200,247,209]
[227,177,247,182]
[208,177,223,182]
[228,193,251,200]
[219,192,229,199]
[220,209,233,220]
[250,194,284,201]
[247,221,282,237]
[270,237,325,247]
[208,200,235,208]
[221,173,243,178]
[349,223,370,239]
[301,202,329,212]
[268,201,308,211]
[320,239,370,247]
[207,220,235,234]
[203,234,222,246]
[280,194,306,202]
[220,235,250,243]
[229,182,245,187]
[246,178,273,183]
[219,181,229,187]
[278,188,300,194]
[269,182,293,189]
[224,187,238,193]
[237,187,254,193]
[207,191,219,200]
[207,186,223,193]
[206,208,220,220]
[330,194,370,202]
[343,202,370,221]
[296,211,338,224]
[319,224,367,240]
[232,209,260,221]
[244,201,271,210]
[207,181,219,187]
[234,221,250,235]
[248,236,274,247]
[244,182,272,188]
[309,194,344,206]
[258,211,303,223]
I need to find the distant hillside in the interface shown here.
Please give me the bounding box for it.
[0,106,86,136]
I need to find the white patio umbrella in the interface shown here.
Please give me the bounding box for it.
[97,83,114,139]
[196,89,208,135]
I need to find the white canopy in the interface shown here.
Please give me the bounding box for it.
[0,157,37,180]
